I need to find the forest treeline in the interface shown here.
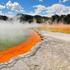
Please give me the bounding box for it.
[0,14,70,24]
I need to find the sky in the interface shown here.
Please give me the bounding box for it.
[0,0,70,16]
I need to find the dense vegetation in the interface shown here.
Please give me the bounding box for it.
[0,15,8,21]
[18,14,70,24]
[0,14,70,24]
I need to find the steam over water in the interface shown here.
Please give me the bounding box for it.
[0,20,41,51]
[0,20,41,42]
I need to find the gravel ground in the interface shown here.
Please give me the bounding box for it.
[0,30,70,70]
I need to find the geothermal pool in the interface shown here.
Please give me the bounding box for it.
[0,23,41,63]
[0,31,30,51]
[0,23,31,51]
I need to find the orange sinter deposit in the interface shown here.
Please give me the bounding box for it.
[0,31,41,63]
[38,24,70,34]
